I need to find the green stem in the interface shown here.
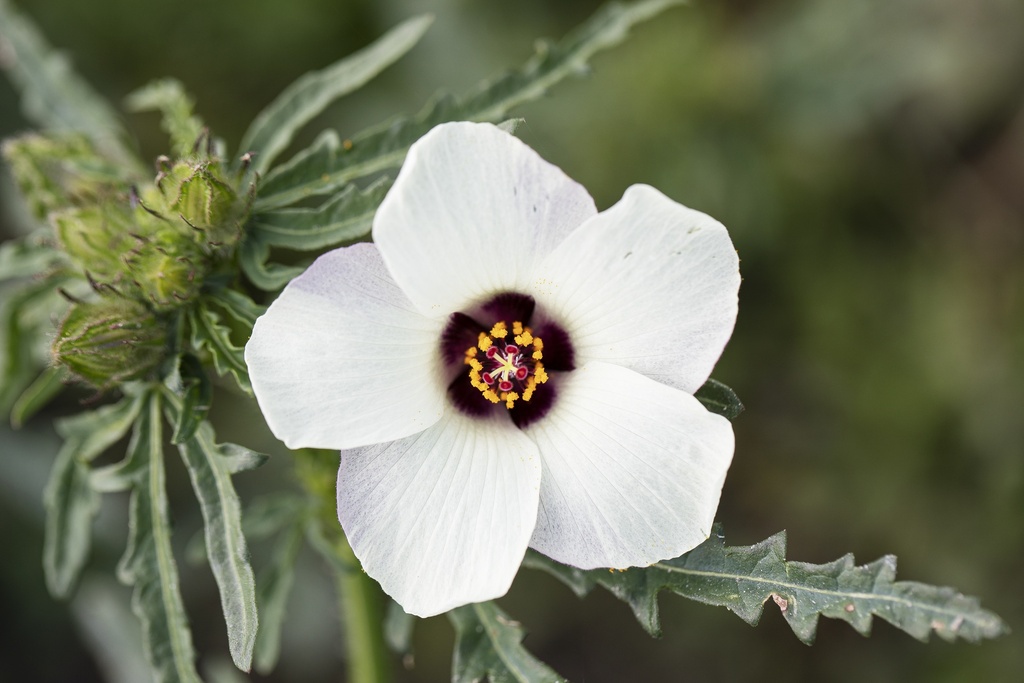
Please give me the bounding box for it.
[334,534,391,683]
[294,449,391,683]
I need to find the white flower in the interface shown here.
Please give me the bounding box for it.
[245,122,740,617]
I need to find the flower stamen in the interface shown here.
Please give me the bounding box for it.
[465,319,547,409]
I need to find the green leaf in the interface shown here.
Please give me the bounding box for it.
[163,353,212,444]
[165,394,261,672]
[125,79,205,159]
[42,437,101,598]
[255,0,684,210]
[55,390,146,459]
[253,521,303,675]
[207,288,267,328]
[524,526,1009,644]
[189,303,252,393]
[238,234,306,291]
[0,275,64,415]
[116,392,202,683]
[249,177,391,251]
[694,378,744,420]
[10,364,65,427]
[0,233,63,281]
[449,602,565,683]
[237,14,433,178]
[0,0,138,168]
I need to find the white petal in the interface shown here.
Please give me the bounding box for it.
[373,121,597,316]
[338,410,542,617]
[245,243,445,450]
[526,361,734,569]
[532,184,740,393]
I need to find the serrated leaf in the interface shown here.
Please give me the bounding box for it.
[42,437,101,598]
[189,303,252,393]
[165,394,260,671]
[524,526,1008,644]
[237,14,433,178]
[125,79,205,159]
[116,392,202,683]
[253,521,303,675]
[10,364,65,427]
[42,391,146,596]
[163,353,212,444]
[248,176,391,251]
[0,0,138,168]
[255,0,684,210]
[207,288,267,327]
[237,234,306,291]
[694,378,744,420]
[0,233,63,280]
[450,602,565,683]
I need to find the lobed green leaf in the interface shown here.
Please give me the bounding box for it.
[248,177,391,251]
[42,437,101,598]
[125,79,205,160]
[450,602,566,683]
[207,288,267,328]
[694,378,744,420]
[255,0,685,210]
[116,392,202,682]
[165,393,262,671]
[189,303,252,393]
[237,15,433,178]
[0,0,139,169]
[524,526,1008,644]
[237,235,306,291]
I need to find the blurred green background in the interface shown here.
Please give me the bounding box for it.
[2,0,1022,681]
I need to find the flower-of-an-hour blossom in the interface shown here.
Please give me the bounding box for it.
[245,121,740,617]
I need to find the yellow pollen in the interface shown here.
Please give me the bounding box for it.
[514,330,534,346]
[482,389,500,403]
[465,346,478,358]
[504,392,520,409]
[490,322,507,338]
[534,364,548,384]
[478,334,492,351]
[512,321,524,335]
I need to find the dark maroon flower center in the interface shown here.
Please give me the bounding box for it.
[440,292,574,429]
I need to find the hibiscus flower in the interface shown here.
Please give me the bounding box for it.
[245,121,740,617]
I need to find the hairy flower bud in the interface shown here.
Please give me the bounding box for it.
[2,133,121,218]
[52,205,137,285]
[123,231,207,311]
[53,299,167,390]
[160,161,243,251]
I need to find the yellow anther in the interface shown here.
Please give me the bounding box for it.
[465,346,478,358]
[490,322,507,339]
[504,392,519,409]
[532,350,543,360]
[522,377,536,401]
[514,330,534,347]
[478,334,492,351]
[482,389,500,403]
[512,321,524,335]
[534,364,548,384]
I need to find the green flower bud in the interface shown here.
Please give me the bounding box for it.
[2,133,123,218]
[160,161,243,251]
[53,299,167,390]
[123,231,208,311]
[52,204,137,284]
